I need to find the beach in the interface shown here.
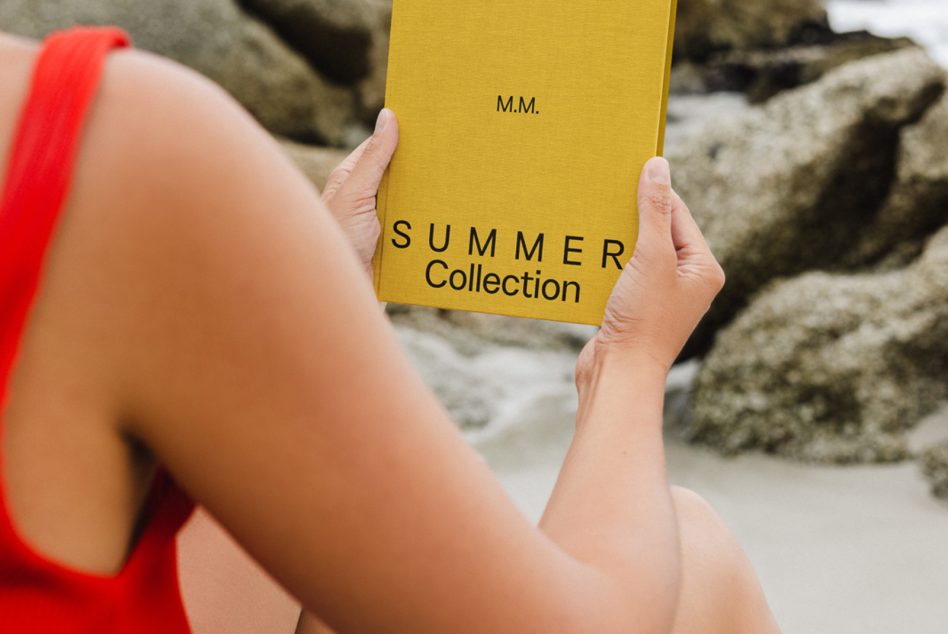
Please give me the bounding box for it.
[471,379,948,633]
[457,6,948,627]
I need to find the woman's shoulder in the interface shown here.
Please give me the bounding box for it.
[6,25,339,452]
[67,33,300,262]
[2,28,319,408]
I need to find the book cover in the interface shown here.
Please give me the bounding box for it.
[373,0,678,325]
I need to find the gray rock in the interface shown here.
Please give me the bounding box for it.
[846,88,948,267]
[354,2,391,124]
[394,324,495,429]
[675,0,830,62]
[686,225,948,464]
[391,310,582,430]
[673,32,918,103]
[921,442,948,499]
[668,49,945,357]
[0,0,354,144]
[237,0,391,124]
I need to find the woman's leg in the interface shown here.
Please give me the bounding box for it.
[669,487,781,634]
[178,508,303,633]
[180,490,779,634]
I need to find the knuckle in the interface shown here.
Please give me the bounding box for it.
[322,179,345,203]
[327,166,343,183]
[707,263,726,291]
[326,165,349,186]
[367,217,381,240]
[644,189,673,214]
[352,193,379,214]
[337,184,378,211]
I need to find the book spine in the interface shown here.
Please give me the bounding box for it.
[656,0,679,156]
[372,0,401,296]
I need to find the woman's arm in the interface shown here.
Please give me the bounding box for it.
[90,51,721,633]
[540,171,726,629]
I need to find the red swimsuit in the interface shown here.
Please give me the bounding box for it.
[0,28,194,632]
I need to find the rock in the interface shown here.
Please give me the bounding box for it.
[685,225,948,464]
[0,0,354,144]
[394,324,495,429]
[279,139,350,191]
[921,442,948,499]
[355,2,392,124]
[672,32,918,103]
[846,88,948,267]
[238,0,383,83]
[675,0,831,62]
[668,49,945,357]
[237,0,392,125]
[390,308,583,430]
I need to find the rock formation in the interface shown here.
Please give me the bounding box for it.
[668,49,945,357]
[675,0,830,62]
[921,443,948,499]
[686,225,948,463]
[236,0,391,125]
[672,32,918,102]
[0,0,359,144]
[846,90,948,267]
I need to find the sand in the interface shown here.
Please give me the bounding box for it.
[472,390,948,634]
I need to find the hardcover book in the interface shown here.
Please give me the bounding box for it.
[373,0,678,325]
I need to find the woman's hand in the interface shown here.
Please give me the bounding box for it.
[320,108,399,280]
[579,157,725,383]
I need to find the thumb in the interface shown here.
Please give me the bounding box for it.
[634,157,674,259]
[338,108,399,200]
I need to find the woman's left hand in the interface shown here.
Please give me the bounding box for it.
[320,108,399,281]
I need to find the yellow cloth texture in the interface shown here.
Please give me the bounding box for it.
[374,0,677,325]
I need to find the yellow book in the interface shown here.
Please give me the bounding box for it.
[374,0,678,325]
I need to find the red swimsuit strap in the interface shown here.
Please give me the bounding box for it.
[0,34,193,631]
[0,27,130,392]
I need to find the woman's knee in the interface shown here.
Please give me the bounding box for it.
[670,486,715,520]
[670,486,745,579]
[669,486,779,633]
[671,487,733,543]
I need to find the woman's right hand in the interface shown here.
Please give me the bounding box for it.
[580,157,725,380]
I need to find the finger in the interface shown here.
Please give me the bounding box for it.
[670,190,710,255]
[337,108,399,199]
[635,157,674,258]
[671,191,725,288]
[321,137,373,201]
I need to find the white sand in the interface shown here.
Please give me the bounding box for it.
[472,393,948,634]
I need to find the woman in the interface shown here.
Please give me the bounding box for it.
[0,27,779,632]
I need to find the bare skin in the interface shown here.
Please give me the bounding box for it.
[0,33,779,633]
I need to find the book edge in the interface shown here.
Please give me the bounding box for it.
[373,0,401,296]
[657,0,679,156]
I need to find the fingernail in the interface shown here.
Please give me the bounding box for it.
[375,108,389,134]
[647,157,671,185]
